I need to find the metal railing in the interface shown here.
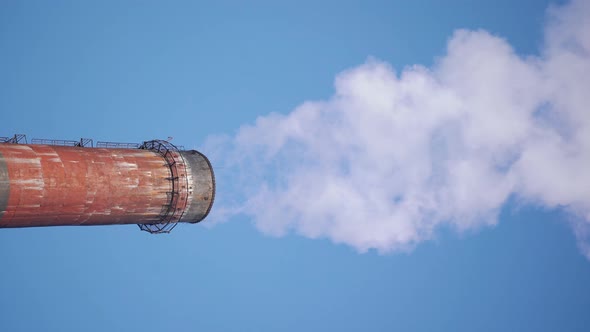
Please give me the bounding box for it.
[31,138,94,147]
[95,141,140,149]
[1,134,185,151]
[0,134,27,144]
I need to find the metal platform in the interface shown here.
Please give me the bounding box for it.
[137,140,190,234]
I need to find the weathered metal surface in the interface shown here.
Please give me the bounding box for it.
[0,144,173,228]
[0,151,9,220]
[179,150,215,223]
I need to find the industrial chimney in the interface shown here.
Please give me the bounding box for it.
[0,135,215,233]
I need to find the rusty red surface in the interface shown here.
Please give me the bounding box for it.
[0,144,172,227]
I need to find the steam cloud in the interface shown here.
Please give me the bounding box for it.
[204,0,590,257]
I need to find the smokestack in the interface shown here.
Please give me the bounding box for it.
[0,135,215,233]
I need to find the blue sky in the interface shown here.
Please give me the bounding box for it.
[1,1,589,331]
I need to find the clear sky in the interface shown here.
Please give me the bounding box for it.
[1,1,589,331]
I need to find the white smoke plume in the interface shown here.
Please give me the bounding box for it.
[204,0,590,257]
